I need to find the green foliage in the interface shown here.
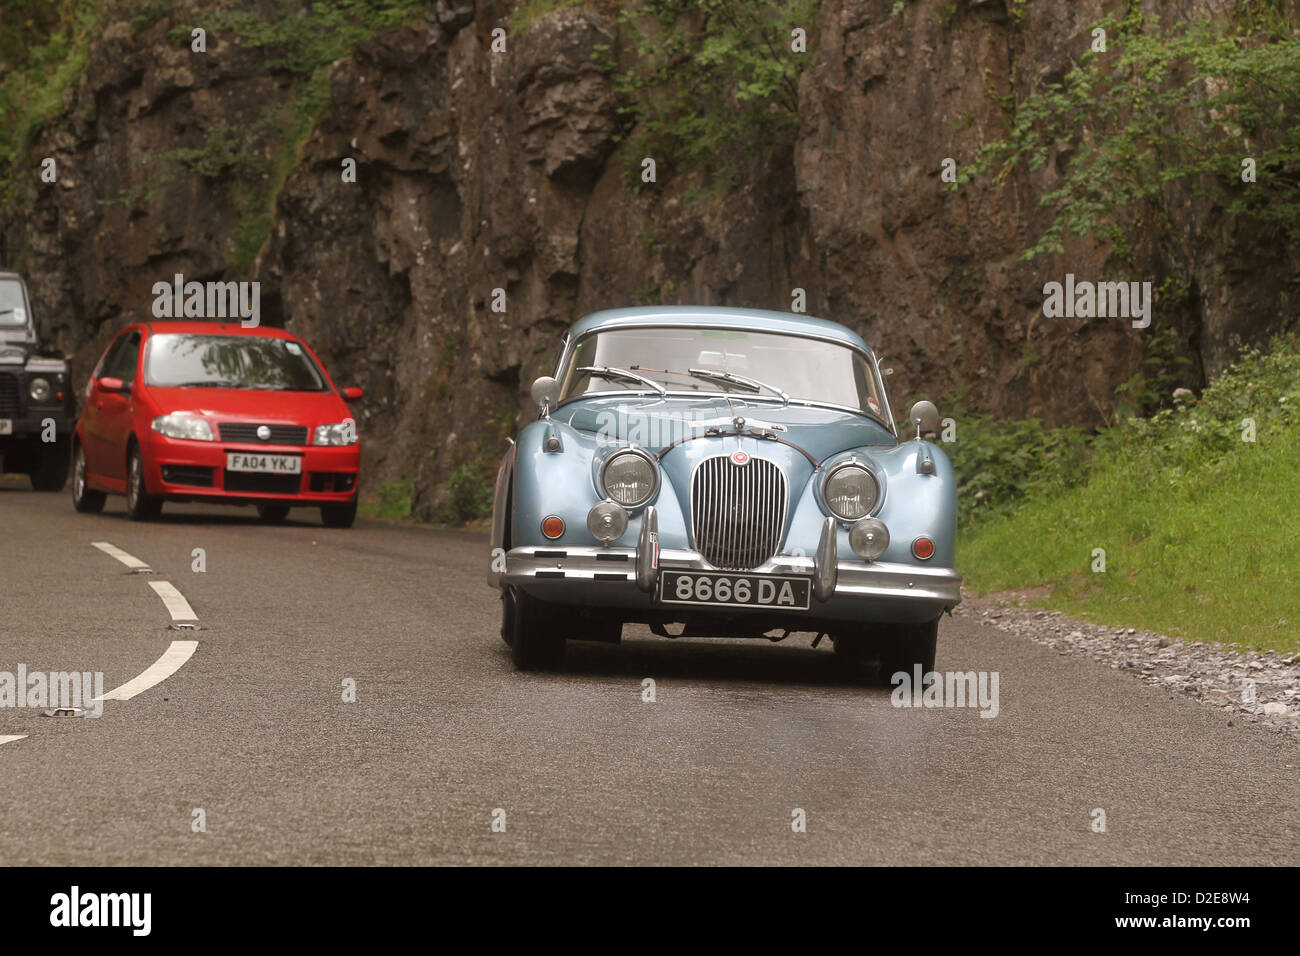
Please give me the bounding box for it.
[442,460,495,525]
[511,0,589,33]
[0,0,99,207]
[942,408,1093,528]
[606,0,818,190]
[959,3,1300,260]
[960,335,1300,652]
[359,477,415,521]
[1110,321,1196,423]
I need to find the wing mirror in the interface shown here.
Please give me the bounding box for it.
[341,386,364,401]
[908,400,940,438]
[530,375,560,409]
[96,376,126,394]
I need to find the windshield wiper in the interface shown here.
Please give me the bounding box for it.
[686,368,789,404]
[578,365,667,397]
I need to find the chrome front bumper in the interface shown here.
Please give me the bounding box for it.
[491,509,962,611]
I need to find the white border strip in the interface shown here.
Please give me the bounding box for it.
[95,641,198,702]
[0,735,27,747]
[147,581,197,622]
[91,541,150,570]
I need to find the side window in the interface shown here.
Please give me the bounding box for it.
[105,331,142,383]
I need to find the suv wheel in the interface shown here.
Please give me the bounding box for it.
[30,438,70,491]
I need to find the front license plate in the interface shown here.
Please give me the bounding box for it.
[657,571,812,610]
[0,419,11,435]
[225,452,302,474]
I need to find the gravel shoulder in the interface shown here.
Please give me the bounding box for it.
[956,588,1300,742]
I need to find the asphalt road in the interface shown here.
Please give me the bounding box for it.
[1,483,1296,865]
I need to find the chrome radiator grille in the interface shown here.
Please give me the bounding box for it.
[690,455,788,570]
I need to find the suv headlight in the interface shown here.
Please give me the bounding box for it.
[822,461,879,520]
[152,413,213,441]
[314,422,358,446]
[28,377,51,402]
[600,449,658,507]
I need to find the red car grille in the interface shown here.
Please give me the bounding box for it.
[217,423,309,445]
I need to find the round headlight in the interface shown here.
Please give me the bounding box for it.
[822,462,879,520]
[600,449,658,507]
[28,377,51,402]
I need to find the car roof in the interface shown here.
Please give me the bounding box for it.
[141,321,297,338]
[567,306,875,355]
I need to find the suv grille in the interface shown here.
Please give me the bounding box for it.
[0,373,20,417]
[690,455,788,570]
[218,423,309,445]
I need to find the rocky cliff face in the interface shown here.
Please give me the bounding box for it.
[3,0,1296,519]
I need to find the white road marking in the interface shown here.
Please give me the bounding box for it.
[147,580,197,622]
[95,641,199,702]
[91,541,150,570]
[0,735,27,747]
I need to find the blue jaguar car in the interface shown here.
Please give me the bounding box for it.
[488,306,961,678]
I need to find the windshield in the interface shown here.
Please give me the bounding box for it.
[144,334,329,391]
[557,327,887,419]
[0,279,28,325]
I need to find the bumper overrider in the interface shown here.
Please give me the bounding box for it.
[495,507,962,623]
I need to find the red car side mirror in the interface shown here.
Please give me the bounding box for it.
[341,386,364,401]
[97,376,126,393]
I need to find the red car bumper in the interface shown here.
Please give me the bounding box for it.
[140,432,360,504]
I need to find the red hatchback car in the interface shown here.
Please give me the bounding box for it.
[72,321,363,526]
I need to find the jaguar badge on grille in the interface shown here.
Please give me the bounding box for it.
[731,450,750,466]
[256,425,271,440]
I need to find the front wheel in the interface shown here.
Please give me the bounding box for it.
[30,438,70,491]
[832,618,939,685]
[320,498,357,528]
[257,503,291,523]
[506,586,566,670]
[71,445,106,513]
[125,445,162,521]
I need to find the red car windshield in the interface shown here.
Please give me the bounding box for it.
[144,333,328,391]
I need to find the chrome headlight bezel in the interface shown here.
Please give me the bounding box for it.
[151,413,213,441]
[821,460,880,521]
[28,377,51,402]
[314,421,358,446]
[599,448,659,508]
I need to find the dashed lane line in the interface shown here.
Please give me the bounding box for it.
[0,736,27,747]
[94,641,199,703]
[91,541,150,570]
[147,580,198,622]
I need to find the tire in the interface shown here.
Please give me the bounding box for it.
[876,618,939,680]
[320,498,357,528]
[71,445,106,514]
[833,618,939,685]
[507,586,566,670]
[30,439,70,491]
[257,503,291,523]
[125,445,162,521]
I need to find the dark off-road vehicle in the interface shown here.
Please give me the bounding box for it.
[0,272,75,490]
